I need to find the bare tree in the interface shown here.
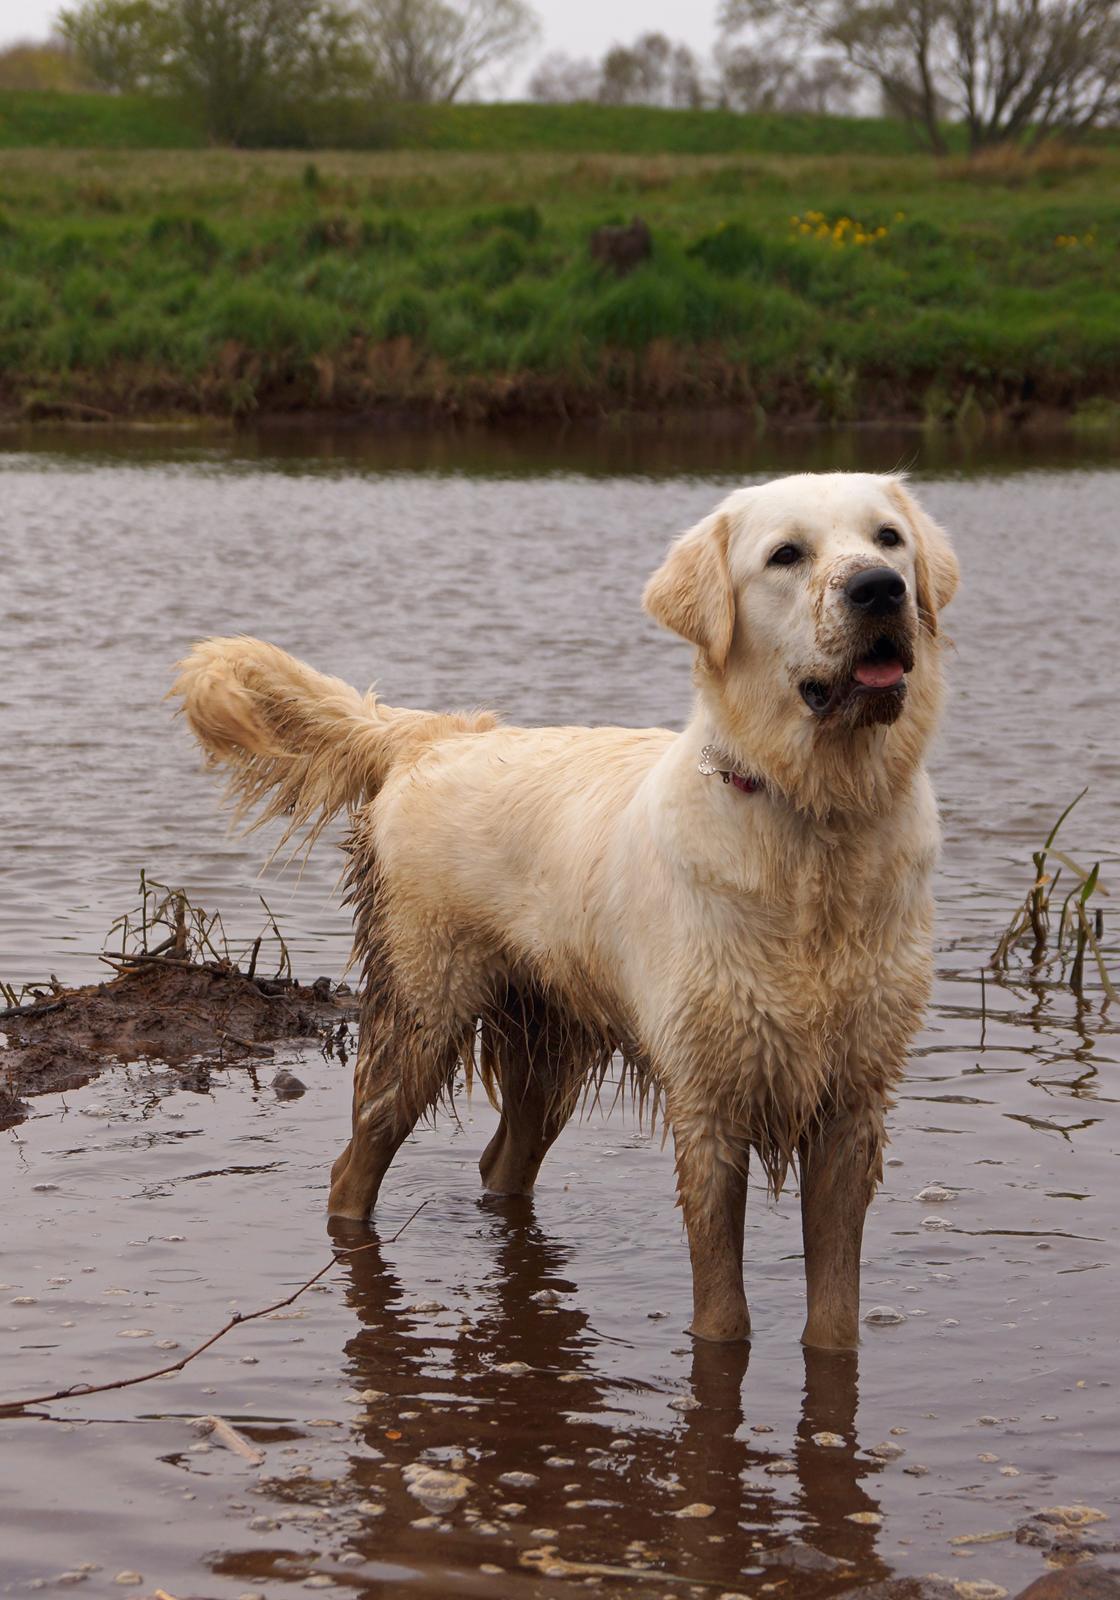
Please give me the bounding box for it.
[721,0,1120,150]
[715,39,854,111]
[629,31,672,100]
[595,32,706,106]
[596,43,640,104]
[714,40,794,109]
[944,0,1120,146]
[527,48,598,101]
[668,41,706,106]
[528,27,847,113]
[790,52,857,110]
[356,0,540,101]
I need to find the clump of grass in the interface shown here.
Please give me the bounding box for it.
[687,220,770,276]
[148,212,221,263]
[1,871,296,1012]
[360,215,418,252]
[379,287,429,339]
[106,869,293,980]
[466,228,528,289]
[807,354,858,421]
[1070,397,1120,435]
[302,213,361,252]
[465,203,541,241]
[992,790,1116,1002]
[75,179,123,212]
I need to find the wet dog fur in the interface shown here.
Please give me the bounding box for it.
[172,471,958,1348]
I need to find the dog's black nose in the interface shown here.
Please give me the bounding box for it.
[845,566,907,614]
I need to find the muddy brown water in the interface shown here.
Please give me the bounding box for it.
[1,426,1118,1599]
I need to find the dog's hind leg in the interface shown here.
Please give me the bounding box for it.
[330,861,488,1220]
[478,987,586,1196]
[673,1120,751,1343]
[799,1103,884,1350]
[328,995,461,1221]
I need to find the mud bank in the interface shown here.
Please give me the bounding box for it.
[0,957,357,1126]
[5,385,1120,438]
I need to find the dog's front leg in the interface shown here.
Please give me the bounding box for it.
[673,1122,750,1342]
[799,1104,884,1350]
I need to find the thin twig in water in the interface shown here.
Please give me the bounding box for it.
[0,1201,430,1416]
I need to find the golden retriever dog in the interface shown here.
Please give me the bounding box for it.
[173,471,958,1349]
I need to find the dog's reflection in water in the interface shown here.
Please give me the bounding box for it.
[259,1203,892,1593]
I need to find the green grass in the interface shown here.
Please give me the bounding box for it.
[0,91,206,149]
[0,91,945,156]
[383,102,938,157]
[1,144,1118,424]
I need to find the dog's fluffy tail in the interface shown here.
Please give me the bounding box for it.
[172,636,496,850]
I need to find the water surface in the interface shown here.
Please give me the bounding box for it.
[1,427,1117,1598]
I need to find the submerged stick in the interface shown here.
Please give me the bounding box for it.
[0,1201,429,1416]
[191,1413,265,1465]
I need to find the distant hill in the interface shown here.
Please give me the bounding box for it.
[0,90,205,149]
[0,90,945,155]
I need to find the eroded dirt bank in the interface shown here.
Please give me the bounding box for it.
[0,957,357,1126]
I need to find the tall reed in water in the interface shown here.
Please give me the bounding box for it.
[991,789,1116,1002]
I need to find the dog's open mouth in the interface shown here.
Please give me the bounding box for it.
[799,635,915,721]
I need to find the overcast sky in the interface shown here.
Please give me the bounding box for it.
[2,0,721,92]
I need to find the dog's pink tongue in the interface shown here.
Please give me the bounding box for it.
[854,658,905,689]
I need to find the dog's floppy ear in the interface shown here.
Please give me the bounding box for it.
[643,513,736,672]
[887,480,959,636]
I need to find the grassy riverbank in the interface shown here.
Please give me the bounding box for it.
[1,144,1118,427]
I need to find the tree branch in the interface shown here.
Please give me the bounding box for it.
[0,1200,429,1416]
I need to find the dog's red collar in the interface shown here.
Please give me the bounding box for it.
[698,744,765,795]
[729,770,763,794]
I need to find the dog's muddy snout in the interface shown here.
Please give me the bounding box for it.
[845,565,907,616]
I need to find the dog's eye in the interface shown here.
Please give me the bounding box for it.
[768,544,803,567]
[877,525,903,548]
